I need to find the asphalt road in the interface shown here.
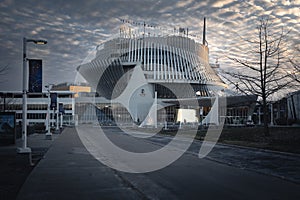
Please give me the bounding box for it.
[17,126,300,200]
[79,126,300,200]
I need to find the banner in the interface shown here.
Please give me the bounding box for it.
[50,93,57,110]
[28,59,43,93]
[59,103,65,114]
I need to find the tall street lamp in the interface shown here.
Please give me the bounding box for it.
[45,84,53,140]
[17,37,47,154]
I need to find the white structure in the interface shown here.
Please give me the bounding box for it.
[77,19,256,126]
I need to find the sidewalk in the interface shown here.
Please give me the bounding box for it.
[0,132,60,200]
[16,127,143,200]
[4,126,300,199]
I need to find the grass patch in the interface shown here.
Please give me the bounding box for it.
[159,126,300,154]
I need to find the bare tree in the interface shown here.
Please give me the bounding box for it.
[223,18,295,136]
[289,47,300,83]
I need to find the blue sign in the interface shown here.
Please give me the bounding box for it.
[50,93,57,110]
[28,59,43,93]
[59,103,65,114]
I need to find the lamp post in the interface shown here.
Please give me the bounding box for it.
[56,96,59,131]
[45,84,53,140]
[18,37,47,154]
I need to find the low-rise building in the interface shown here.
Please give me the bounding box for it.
[0,91,75,126]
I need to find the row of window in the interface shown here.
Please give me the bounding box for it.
[15,113,73,120]
[1,104,72,111]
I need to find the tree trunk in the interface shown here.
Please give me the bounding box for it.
[262,100,270,137]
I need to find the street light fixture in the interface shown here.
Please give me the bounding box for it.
[26,39,48,45]
[17,37,47,154]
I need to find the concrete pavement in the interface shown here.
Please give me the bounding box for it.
[16,126,300,200]
[16,128,144,200]
[0,132,60,200]
[138,131,300,184]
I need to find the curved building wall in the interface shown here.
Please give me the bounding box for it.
[76,32,258,125]
[78,35,226,100]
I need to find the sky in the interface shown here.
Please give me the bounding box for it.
[0,0,299,91]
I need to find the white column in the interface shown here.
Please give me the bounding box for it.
[166,45,171,80]
[170,47,179,79]
[161,44,164,80]
[45,90,52,140]
[147,41,150,71]
[134,39,137,61]
[150,42,152,71]
[182,49,188,80]
[18,37,31,153]
[56,97,59,130]
[154,91,157,128]
[143,40,146,69]
[178,48,184,79]
[163,45,167,79]
[154,43,157,80]
[128,39,132,62]
[72,97,75,126]
[187,51,195,80]
[157,43,160,79]
[159,43,162,80]
[72,97,75,116]
[137,39,140,61]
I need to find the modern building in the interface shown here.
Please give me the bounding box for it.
[251,89,300,126]
[0,91,75,126]
[266,90,300,125]
[52,82,91,98]
[77,19,257,126]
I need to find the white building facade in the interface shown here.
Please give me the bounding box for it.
[77,22,257,126]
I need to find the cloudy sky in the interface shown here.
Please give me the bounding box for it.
[0,0,299,91]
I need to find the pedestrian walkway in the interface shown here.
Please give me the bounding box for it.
[14,127,299,200]
[0,132,61,200]
[16,128,143,200]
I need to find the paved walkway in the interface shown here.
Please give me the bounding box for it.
[16,128,143,200]
[134,130,300,184]
[14,126,300,199]
[0,132,60,200]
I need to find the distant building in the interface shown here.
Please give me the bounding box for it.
[287,90,300,123]
[0,91,75,126]
[255,90,300,126]
[52,82,91,98]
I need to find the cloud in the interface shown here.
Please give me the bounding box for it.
[175,0,194,8]
[0,0,299,91]
[211,0,235,8]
